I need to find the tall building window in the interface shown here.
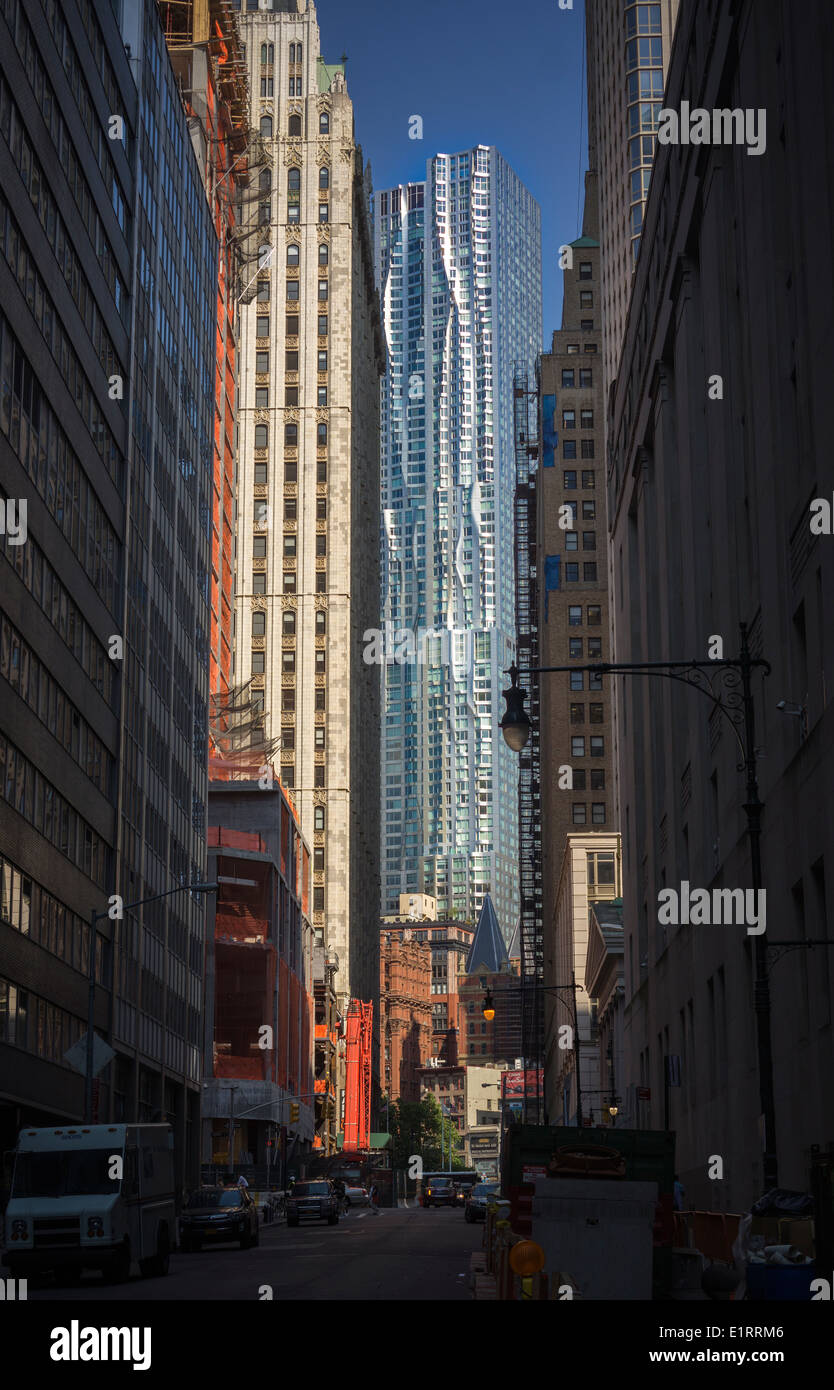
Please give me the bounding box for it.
[283,610,296,634]
[579,262,592,279]
[563,440,577,459]
[317,423,328,446]
[587,606,601,625]
[561,369,575,388]
[314,808,325,832]
[565,563,579,581]
[318,243,329,266]
[319,167,330,189]
[582,470,595,488]
[568,606,582,626]
[591,804,606,825]
[256,316,270,338]
[285,424,298,446]
[584,562,598,581]
[570,703,584,724]
[288,115,302,139]
[564,470,577,488]
[581,409,594,429]
[572,804,587,825]
[253,536,267,558]
[260,116,273,139]
[571,736,585,757]
[320,112,330,134]
[252,612,266,636]
[287,244,299,266]
[562,409,575,429]
[254,424,268,449]
[579,369,592,388]
[581,439,595,459]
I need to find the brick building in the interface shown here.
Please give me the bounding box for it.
[379,928,431,1104]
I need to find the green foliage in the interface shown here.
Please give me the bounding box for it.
[384,1093,464,1176]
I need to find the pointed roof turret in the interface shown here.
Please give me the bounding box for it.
[465,894,508,974]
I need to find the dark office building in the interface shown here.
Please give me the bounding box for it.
[0,0,217,1191]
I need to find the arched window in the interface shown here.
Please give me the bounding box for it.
[252,611,266,636]
[288,114,302,137]
[319,166,329,189]
[260,115,272,139]
[318,242,329,266]
[285,423,298,446]
[254,424,268,449]
[317,423,328,446]
[315,610,326,635]
[319,111,329,134]
[282,610,296,635]
[287,167,301,192]
[259,167,272,192]
[286,244,299,266]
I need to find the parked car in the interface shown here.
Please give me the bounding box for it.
[464,1182,500,1222]
[286,1180,339,1226]
[343,1186,369,1209]
[422,1177,454,1208]
[453,1182,475,1207]
[180,1187,259,1251]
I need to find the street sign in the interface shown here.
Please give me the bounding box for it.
[64,1033,115,1079]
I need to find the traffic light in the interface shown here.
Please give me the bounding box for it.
[290,1102,300,1123]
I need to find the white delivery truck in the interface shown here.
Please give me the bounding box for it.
[3,1123,175,1283]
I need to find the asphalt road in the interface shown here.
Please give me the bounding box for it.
[24,1204,484,1301]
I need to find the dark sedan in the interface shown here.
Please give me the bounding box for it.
[464,1182,500,1222]
[180,1187,259,1251]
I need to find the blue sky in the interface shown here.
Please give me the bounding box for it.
[314,0,588,345]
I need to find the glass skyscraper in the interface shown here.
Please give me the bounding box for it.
[373,146,541,931]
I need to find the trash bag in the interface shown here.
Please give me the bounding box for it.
[750,1188,814,1217]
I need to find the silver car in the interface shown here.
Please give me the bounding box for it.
[343,1186,369,1209]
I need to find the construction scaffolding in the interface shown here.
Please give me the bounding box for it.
[343,1000,373,1153]
[513,366,544,1124]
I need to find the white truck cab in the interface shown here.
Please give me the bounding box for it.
[3,1123,175,1283]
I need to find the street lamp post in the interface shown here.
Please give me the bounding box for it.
[85,881,217,1124]
[483,980,582,1127]
[500,622,780,1184]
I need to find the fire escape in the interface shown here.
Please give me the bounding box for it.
[513,367,543,1122]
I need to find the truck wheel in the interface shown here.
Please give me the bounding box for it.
[141,1228,170,1277]
[109,1243,131,1284]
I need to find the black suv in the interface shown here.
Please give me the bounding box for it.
[180,1187,259,1250]
[286,1180,340,1226]
[422,1178,454,1208]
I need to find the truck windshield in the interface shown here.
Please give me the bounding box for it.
[12,1149,121,1198]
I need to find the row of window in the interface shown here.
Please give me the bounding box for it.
[253,568,328,597]
[571,803,607,825]
[0,315,121,616]
[564,562,599,582]
[570,703,605,724]
[253,421,330,449]
[562,407,594,428]
[260,113,330,140]
[0,976,85,1066]
[0,730,109,888]
[571,736,606,757]
[0,853,102,979]
[564,531,596,551]
[564,467,596,487]
[0,612,112,796]
[0,514,114,703]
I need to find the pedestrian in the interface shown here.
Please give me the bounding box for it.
[369,1182,380,1213]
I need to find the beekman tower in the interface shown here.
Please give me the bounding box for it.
[374,148,541,931]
